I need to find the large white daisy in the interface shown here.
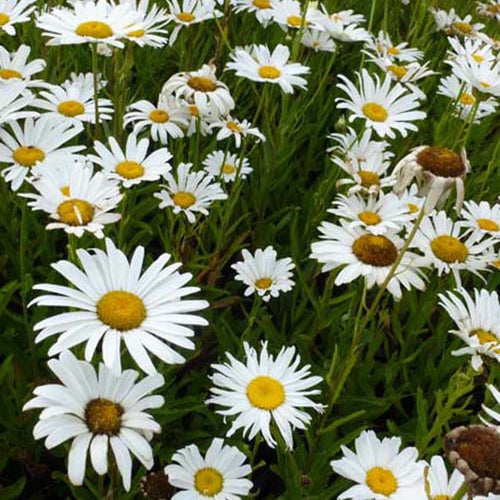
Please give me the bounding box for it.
[461,200,500,240]
[0,0,38,36]
[0,44,46,87]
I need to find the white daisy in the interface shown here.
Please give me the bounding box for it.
[202,150,252,182]
[210,115,265,148]
[447,37,496,65]
[310,8,370,43]
[182,102,218,137]
[364,31,424,62]
[0,0,37,36]
[301,29,337,52]
[124,97,189,144]
[155,162,227,223]
[395,184,425,220]
[439,288,500,370]
[431,8,484,37]
[231,246,295,302]
[89,133,172,187]
[426,455,466,500]
[477,1,500,20]
[23,350,164,491]
[448,57,500,97]
[23,159,122,238]
[0,44,46,87]
[336,69,426,139]
[207,341,325,449]
[226,44,310,94]
[481,384,500,428]
[0,80,37,126]
[461,200,500,240]
[229,0,276,26]
[0,117,84,191]
[30,238,209,374]
[270,0,317,31]
[164,438,253,499]
[330,430,426,500]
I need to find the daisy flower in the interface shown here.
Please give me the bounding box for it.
[124,97,189,144]
[0,44,46,88]
[461,200,500,240]
[393,146,470,214]
[210,116,265,148]
[33,72,114,125]
[431,8,484,37]
[413,211,495,284]
[426,455,466,500]
[202,150,252,182]
[164,438,253,499]
[310,8,370,43]
[23,350,164,491]
[481,384,500,428]
[30,238,209,374]
[229,0,276,27]
[0,80,37,126]
[35,0,141,48]
[447,37,496,65]
[336,69,426,139]
[160,64,234,116]
[231,246,295,302]
[23,159,122,238]
[155,162,227,223]
[207,341,325,449]
[226,44,310,94]
[330,430,426,500]
[310,222,426,300]
[477,1,500,20]
[301,29,337,52]
[270,0,317,31]
[89,133,172,187]
[0,117,84,191]
[182,102,218,137]
[0,0,37,36]
[395,184,425,220]
[364,31,424,63]
[448,57,500,98]
[439,288,500,370]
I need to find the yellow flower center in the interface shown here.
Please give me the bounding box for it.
[459,92,476,105]
[188,76,217,92]
[358,170,381,188]
[116,160,145,180]
[477,218,499,232]
[352,234,398,266]
[471,329,500,353]
[453,21,473,34]
[176,12,195,22]
[189,105,200,117]
[430,235,468,263]
[0,68,22,80]
[255,277,273,290]
[486,4,500,14]
[57,100,85,117]
[387,46,400,55]
[127,28,145,38]
[432,496,450,500]
[57,199,95,226]
[258,65,281,79]
[247,375,285,410]
[253,0,271,9]
[149,109,169,123]
[472,54,485,63]
[0,13,10,26]
[366,467,398,496]
[408,202,419,214]
[287,15,306,27]
[13,146,46,167]
[173,191,196,209]
[60,186,71,197]
[388,64,408,79]
[222,163,236,174]
[85,398,123,435]
[362,103,388,122]
[75,21,114,38]
[97,290,146,331]
[492,259,500,269]
[480,81,491,89]
[417,146,465,177]
[358,211,382,226]
[194,467,224,497]
[226,121,242,133]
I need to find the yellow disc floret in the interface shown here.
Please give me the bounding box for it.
[188,76,217,92]
[252,0,271,8]
[149,109,169,123]
[430,235,468,263]
[362,103,388,122]
[358,211,382,226]
[176,12,195,22]
[255,277,273,290]
[358,170,381,189]
[352,234,398,266]
[76,21,113,38]
[97,290,147,331]
[57,199,95,226]
[0,13,10,26]
[173,191,196,209]
[258,65,281,79]
[13,146,46,167]
[366,467,398,496]
[194,467,224,497]
[247,375,285,410]
[477,218,499,232]
[85,398,123,435]
[58,100,85,117]
[0,68,22,80]
[116,160,145,180]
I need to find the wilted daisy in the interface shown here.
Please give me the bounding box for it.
[0,44,46,87]
[210,116,265,148]
[336,69,426,139]
[439,288,500,370]
[0,0,37,36]
[426,455,466,500]
[207,341,324,449]
[230,0,276,26]
[160,64,234,116]
[202,150,252,182]
[23,350,164,491]
[331,430,426,500]
[164,438,253,499]
[432,8,484,37]
[461,200,500,239]
[481,384,500,428]
[477,1,500,20]
[155,162,227,223]
[364,30,424,62]
[0,80,37,126]
[393,146,470,214]
[23,159,122,238]
[226,44,310,94]
[89,133,172,187]
[0,117,84,191]
[124,97,189,144]
[231,246,295,302]
[33,72,114,125]
[31,238,209,374]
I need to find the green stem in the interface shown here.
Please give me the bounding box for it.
[91,43,101,140]
[451,482,467,500]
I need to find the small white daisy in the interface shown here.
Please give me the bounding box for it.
[231,246,295,302]
[210,116,265,148]
[0,0,37,36]
[447,37,496,65]
[310,7,370,43]
[30,238,209,374]
[207,341,325,449]
[270,0,317,31]
[364,31,424,63]
[461,200,500,240]
[0,44,46,87]
[164,438,253,499]
[477,1,500,20]
[23,350,164,491]
[330,430,426,500]
[0,80,37,126]
[448,57,500,98]
[301,29,337,52]
[481,384,500,428]
[395,184,425,220]
[431,8,484,37]
[426,456,466,500]
[229,0,276,26]
[155,162,227,223]
[89,133,172,187]
[202,150,252,182]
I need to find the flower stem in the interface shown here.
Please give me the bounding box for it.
[451,481,467,500]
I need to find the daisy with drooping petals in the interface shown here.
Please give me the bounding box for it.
[155,162,227,223]
[210,116,265,148]
[439,288,500,370]
[229,0,276,26]
[226,44,310,94]
[202,150,252,182]
[0,44,46,88]
[165,438,253,499]
[31,238,209,375]
[481,384,500,428]
[0,117,84,191]
[426,456,466,500]
[207,341,325,449]
[461,200,500,240]
[231,246,295,302]
[330,430,426,500]
[89,133,172,187]
[0,0,38,36]
[0,80,37,126]
[336,69,426,139]
[23,350,164,491]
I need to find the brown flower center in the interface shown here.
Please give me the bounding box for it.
[85,398,123,435]
[352,234,398,266]
[358,170,380,188]
[417,146,465,177]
